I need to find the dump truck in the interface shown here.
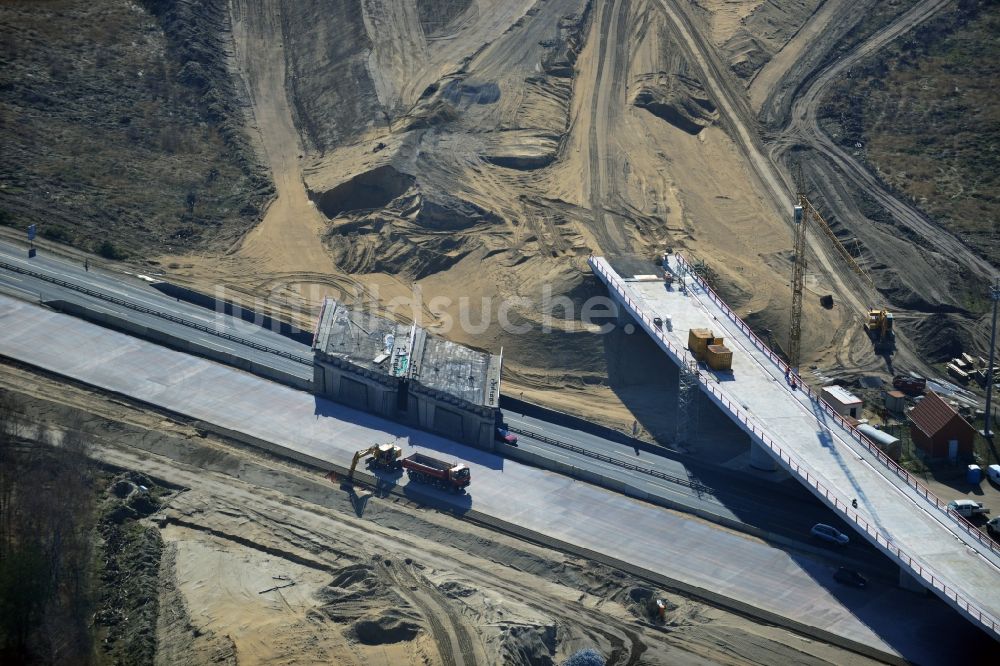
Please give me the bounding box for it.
[402,452,471,492]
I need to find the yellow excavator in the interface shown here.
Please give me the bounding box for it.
[864,308,895,352]
[349,443,403,479]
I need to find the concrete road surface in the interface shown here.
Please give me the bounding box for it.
[0,294,992,662]
[0,240,311,377]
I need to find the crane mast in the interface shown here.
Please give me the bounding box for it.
[788,194,882,370]
[789,197,807,371]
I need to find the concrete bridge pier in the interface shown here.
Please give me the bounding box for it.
[616,304,637,333]
[899,567,929,594]
[749,440,778,471]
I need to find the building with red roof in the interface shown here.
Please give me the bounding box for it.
[907,390,975,460]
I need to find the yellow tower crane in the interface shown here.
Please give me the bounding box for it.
[788,194,884,369]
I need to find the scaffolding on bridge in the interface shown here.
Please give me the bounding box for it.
[676,358,700,446]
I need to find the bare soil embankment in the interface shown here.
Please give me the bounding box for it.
[0,0,852,438]
[0,361,880,666]
[754,0,997,378]
[241,0,853,437]
[818,2,1000,272]
[15,0,984,435]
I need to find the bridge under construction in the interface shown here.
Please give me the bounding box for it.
[590,253,1000,640]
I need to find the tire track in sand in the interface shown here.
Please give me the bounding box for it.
[586,0,632,254]
[381,556,483,666]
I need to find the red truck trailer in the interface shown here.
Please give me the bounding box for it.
[402,453,471,492]
[892,375,926,396]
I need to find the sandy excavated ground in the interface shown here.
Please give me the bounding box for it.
[153,0,841,437]
[1,361,876,665]
[156,0,989,436]
[4,2,991,662]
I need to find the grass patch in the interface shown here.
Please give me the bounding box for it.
[0,0,273,259]
[820,0,1000,268]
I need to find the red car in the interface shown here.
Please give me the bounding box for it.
[495,427,518,446]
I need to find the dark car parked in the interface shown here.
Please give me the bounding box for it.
[833,567,867,588]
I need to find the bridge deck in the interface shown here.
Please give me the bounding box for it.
[590,255,1000,639]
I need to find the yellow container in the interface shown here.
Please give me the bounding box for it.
[688,328,714,359]
[706,344,733,371]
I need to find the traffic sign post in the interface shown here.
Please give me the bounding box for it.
[27,224,36,258]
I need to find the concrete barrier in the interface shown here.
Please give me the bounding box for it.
[500,396,808,501]
[499,441,873,566]
[501,395,653,450]
[150,281,314,345]
[44,300,311,391]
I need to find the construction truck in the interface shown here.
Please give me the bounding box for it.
[402,452,471,492]
[892,375,926,396]
[349,443,403,479]
[864,308,894,352]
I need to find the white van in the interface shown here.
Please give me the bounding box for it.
[987,464,1000,485]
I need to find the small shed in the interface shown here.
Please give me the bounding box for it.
[884,390,906,415]
[908,390,976,460]
[822,385,863,419]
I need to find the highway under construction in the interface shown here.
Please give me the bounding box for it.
[2,0,999,663]
[1,240,998,661]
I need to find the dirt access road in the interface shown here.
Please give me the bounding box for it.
[227,0,333,278]
[643,0,894,376]
[0,361,876,665]
[665,0,994,377]
[758,0,999,365]
[586,0,631,253]
[769,0,994,284]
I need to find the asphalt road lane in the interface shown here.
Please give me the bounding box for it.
[0,240,890,568]
[0,240,311,377]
